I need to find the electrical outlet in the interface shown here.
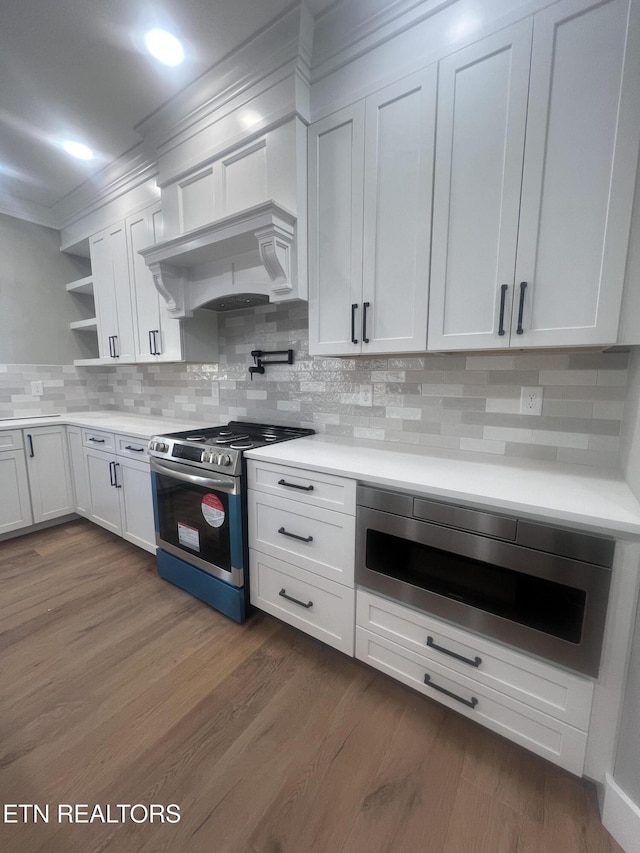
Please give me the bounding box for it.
[520,386,543,416]
[30,381,44,396]
[359,384,373,407]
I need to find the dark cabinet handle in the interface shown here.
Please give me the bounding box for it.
[279,588,313,609]
[149,329,160,355]
[125,445,145,453]
[109,460,116,486]
[423,674,478,709]
[426,636,482,668]
[362,301,370,344]
[149,330,155,355]
[277,479,314,492]
[351,303,359,345]
[89,437,105,443]
[516,281,527,335]
[113,335,119,357]
[498,284,508,336]
[114,462,121,488]
[278,526,313,543]
[27,434,34,458]
[108,336,114,358]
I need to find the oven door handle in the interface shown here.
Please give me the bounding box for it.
[150,458,239,494]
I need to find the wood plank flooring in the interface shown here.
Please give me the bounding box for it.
[0,520,623,853]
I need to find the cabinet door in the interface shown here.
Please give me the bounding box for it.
[127,205,183,363]
[308,102,365,356]
[85,448,121,535]
[24,426,74,523]
[428,20,533,351]
[67,426,90,517]
[116,457,156,553]
[91,223,135,362]
[0,450,33,534]
[361,67,436,353]
[514,0,639,347]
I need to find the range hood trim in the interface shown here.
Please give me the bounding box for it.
[139,200,297,318]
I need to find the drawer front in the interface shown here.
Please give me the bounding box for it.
[249,491,355,586]
[0,430,23,451]
[356,627,587,776]
[356,590,592,730]
[83,428,115,452]
[247,460,356,515]
[250,550,355,655]
[115,433,150,461]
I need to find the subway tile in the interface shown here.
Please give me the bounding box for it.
[459,437,506,455]
[539,369,597,385]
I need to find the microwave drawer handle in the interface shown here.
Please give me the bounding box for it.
[277,478,314,492]
[423,674,478,709]
[279,588,313,609]
[278,527,313,543]
[426,636,482,668]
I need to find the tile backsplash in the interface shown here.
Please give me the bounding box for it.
[0,303,629,468]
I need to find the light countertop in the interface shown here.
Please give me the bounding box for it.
[0,411,211,439]
[245,434,640,537]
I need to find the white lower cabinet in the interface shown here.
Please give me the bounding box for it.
[356,589,593,775]
[250,550,355,655]
[0,430,33,534]
[69,429,155,553]
[248,459,356,654]
[23,425,74,523]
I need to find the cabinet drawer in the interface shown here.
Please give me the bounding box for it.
[249,491,355,586]
[247,460,356,515]
[0,429,23,451]
[356,590,592,730]
[250,550,355,655]
[83,428,115,452]
[356,627,587,775]
[115,433,150,461]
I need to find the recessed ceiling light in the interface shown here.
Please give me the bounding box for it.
[62,141,94,160]
[144,29,184,66]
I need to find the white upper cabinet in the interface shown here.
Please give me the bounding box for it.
[429,0,640,351]
[90,223,136,362]
[309,67,437,356]
[126,204,183,363]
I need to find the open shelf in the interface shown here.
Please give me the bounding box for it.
[70,317,98,331]
[66,275,94,295]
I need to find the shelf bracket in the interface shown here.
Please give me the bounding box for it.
[255,221,295,295]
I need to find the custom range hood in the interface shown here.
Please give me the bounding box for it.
[138,201,299,318]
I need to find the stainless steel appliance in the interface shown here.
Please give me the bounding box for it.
[356,485,614,676]
[149,421,314,622]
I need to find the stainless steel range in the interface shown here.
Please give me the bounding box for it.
[149,421,314,622]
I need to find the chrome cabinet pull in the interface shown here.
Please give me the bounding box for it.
[279,588,313,609]
[516,281,527,335]
[278,526,313,543]
[277,478,314,492]
[498,284,508,336]
[426,636,482,668]
[423,674,478,709]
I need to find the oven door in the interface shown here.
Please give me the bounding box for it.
[151,457,244,587]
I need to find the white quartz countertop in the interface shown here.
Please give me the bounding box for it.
[245,435,640,537]
[0,411,209,439]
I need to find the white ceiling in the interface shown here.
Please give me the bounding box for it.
[0,0,335,217]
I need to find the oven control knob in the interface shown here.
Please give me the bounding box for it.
[220,454,232,466]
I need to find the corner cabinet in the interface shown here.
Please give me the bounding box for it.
[308,67,437,356]
[428,0,640,351]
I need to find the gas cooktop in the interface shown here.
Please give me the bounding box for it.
[148,421,314,476]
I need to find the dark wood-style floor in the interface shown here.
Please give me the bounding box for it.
[0,520,622,853]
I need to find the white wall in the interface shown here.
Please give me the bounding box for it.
[0,214,89,364]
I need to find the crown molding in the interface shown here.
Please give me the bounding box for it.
[0,197,57,229]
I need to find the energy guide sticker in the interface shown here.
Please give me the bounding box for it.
[201,494,225,528]
[177,522,200,551]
